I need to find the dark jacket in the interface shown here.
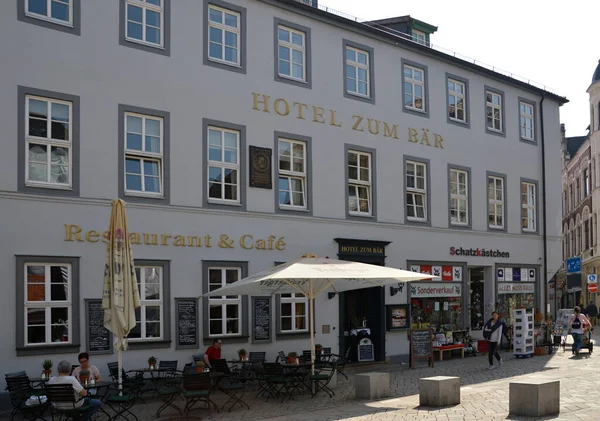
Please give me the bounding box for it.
[585,304,599,318]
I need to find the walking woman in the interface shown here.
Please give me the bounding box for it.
[568,306,591,356]
[483,311,503,369]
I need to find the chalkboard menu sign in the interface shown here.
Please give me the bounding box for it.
[358,338,374,362]
[175,298,199,350]
[252,297,271,343]
[85,299,112,355]
[410,328,434,368]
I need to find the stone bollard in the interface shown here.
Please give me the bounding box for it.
[354,372,390,399]
[509,379,560,417]
[419,376,460,407]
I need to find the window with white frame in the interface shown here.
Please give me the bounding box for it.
[347,150,372,215]
[450,169,468,225]
[129,266,163,340]
[519,101,534,140]
[208,126,240,203]
[448,79,466,122]
[124,113,163,195]
[521,182,536,232]
[406,161,427,220]
[345,46,370,97]
[411,29,426,45]
[280,293,308,333]
[26,95,72,188]
[488,176,504,229]
[208,4,240,66]
[403,65,425,111]
[208,267,241,336]
[277,26,305,81]
[584,168,590,197]
[278,138,306,208]
[486,91,502,132]
[24,263,71,346]
[125,0,163,47]
[26,0,72,25]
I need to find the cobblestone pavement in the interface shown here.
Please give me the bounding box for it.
[5,336,599,421]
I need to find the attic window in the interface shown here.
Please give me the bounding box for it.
[411,29,426,45]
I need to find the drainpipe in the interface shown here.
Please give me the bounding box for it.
[539,95,550,316]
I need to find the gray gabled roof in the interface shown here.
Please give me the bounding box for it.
[566,136,588,158]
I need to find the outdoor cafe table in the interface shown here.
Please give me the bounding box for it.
[280,362,312,393]
[130,367,171,396]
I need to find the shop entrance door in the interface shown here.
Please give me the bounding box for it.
[468,268,485,331]
[334,238,390,363]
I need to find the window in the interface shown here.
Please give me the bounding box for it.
[207,126,240,203]
[406,161,427,221]
[125,0,163,47]
[521,181,537,232]
[207,267,241,336]
[26,0,72,25]
[411,29,426,45]
[345,46,370,97]
[486,90,503,132]
[404,65,425,111]
[570,183,575,211]
[277,25,305,81]
[584,169,590,197]
[563,191,567,216]
[488,176,504,229]
[124,113,163,196]
[129,266,163,341]
[585,219,591,250]
[280,293,308,333]
[207,4,240,66]
[576,178,580,204]
[278,138,306,209]
[519,101,534,140]
[24,263,71,346]
[449,169,468,225]
[448,79,466,123]
[347,150,372,215]
[25,95,72,189]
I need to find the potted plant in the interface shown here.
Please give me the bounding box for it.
[195,360,205,373]
[287,352,297,364]
[42,360,52,378]
[315,344,323,352]
[237,348,247,361]
[148,356,157,369]
[79,369,90,385]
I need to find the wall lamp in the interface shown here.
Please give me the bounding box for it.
[328,292,336,299]
[389,282,405,296]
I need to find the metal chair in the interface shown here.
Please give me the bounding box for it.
[155,375,183,418]
[309,359,338,398]
[158,360,179,377]
[104,373,144,421]
[45,384,91,421]
[5,375,49,421]
[331,346,351,380]
[182,372,218,416]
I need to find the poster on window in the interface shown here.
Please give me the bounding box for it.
[410,265,462,282]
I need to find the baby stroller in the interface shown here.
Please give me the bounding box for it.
[579,329,594,356]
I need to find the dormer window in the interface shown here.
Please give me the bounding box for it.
[411,29,426,45]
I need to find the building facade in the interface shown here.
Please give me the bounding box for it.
[0,0,566,383]
[558,61,600,309]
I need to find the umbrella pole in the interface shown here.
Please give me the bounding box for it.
[118,347,123,396]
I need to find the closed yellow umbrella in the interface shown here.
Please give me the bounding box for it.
[102,199,141,394]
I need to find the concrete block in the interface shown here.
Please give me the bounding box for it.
[354,372,390,399]
[509,378,560,417]
[419,376,460,407]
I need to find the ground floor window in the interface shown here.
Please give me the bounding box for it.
[410,297,463,331]
[496,293,535,325]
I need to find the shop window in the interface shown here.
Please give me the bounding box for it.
[410,297,463,331]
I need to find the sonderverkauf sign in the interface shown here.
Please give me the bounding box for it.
[410,283,462,298]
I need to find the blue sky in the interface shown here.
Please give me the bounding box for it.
[321,0,598,137]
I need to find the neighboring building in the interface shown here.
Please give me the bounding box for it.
[559,60,600,309]
[0,0,566,386]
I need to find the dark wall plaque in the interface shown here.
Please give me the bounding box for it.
[410,328,433,368]
[249,146,272,189]
[252,297,271,343]
[85,299,112,355]
[176,298,199,350]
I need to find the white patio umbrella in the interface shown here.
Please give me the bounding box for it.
[102,199,141,395]
[202,255,434,376]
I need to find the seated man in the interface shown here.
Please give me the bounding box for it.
[48,360,102,420]
[72,352,103,382]
[203,338,222,369]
